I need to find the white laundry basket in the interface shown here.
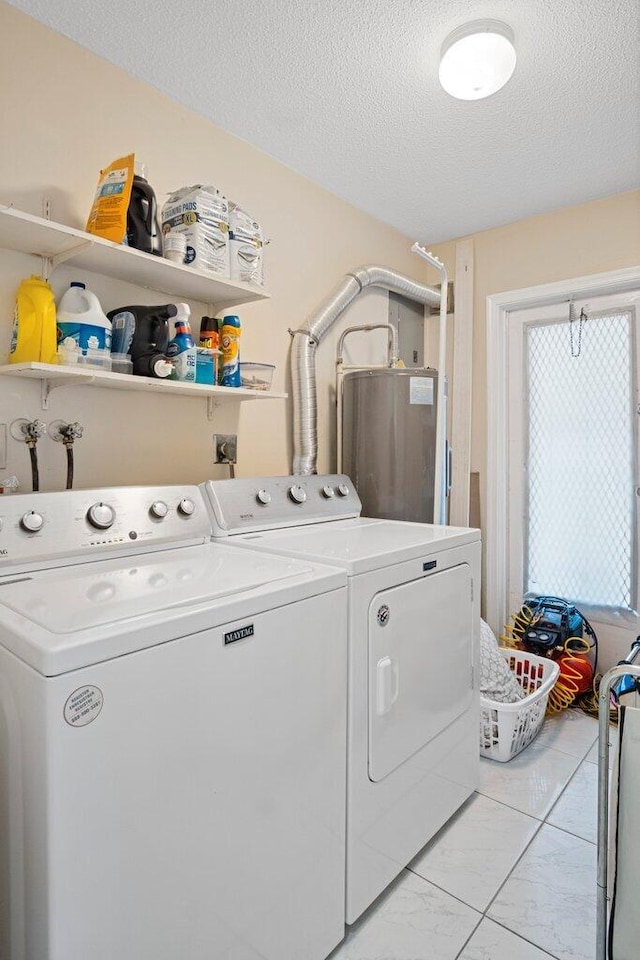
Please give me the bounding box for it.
[480,650,560,762]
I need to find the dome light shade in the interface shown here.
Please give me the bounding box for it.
[439,20,516,101]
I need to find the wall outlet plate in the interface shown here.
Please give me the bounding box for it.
[213,434,238,464]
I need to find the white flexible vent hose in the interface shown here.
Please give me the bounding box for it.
[291,265,440,475]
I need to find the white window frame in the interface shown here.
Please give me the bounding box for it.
[507,296,638,620]
[485,266,640,638]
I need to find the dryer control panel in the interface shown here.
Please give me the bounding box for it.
[203,475,362,536]
[0,485,210,575]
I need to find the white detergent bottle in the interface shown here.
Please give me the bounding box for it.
[56,282,112,367]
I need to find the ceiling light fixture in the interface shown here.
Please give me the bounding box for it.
[439,20,516,101]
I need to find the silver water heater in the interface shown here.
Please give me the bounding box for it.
[341,367,441,523]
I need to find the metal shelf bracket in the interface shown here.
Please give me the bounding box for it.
[207,396,222,421]
[51,240,94,271]
[40,374,96,409]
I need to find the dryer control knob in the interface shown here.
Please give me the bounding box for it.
[150,500,169,519]
[337,483,350,497]
[289,485,307,504]
[321,485,335,499]
[87,502,115,529]
[256,489,272,505]
[21,511,44,533]
[178,498,196,516]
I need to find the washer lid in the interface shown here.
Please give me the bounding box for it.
[0,542,345,676]
[231,518,480,575]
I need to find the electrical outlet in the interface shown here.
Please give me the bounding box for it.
[213,434,238,464]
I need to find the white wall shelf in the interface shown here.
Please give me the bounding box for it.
[0,205,270,309]
[0,363,286,419]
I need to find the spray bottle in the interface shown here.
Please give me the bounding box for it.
[166,304,196,382]
[220,315,241,387]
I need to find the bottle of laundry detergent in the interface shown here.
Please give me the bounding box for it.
[220,315,241,386]
[166,304,196,381]
[9,275,57,364]
[56,282,112,366]
[126,161,162,256]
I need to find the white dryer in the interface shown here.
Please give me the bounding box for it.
[0,485,348,960]
[202,474,481,924]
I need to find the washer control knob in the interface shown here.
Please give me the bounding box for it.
[21,511,44,533]
[337,483,350,497]
[256,489,272,505]
[178,498,196,517]
[150,500,169,519]
[87,502,115,529]
[321,485,335,499]
[289,484,307,504]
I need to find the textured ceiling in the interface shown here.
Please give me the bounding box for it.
[7,0,640,241]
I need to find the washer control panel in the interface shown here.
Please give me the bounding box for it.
[0,485,210,575]
[202,475,362,536]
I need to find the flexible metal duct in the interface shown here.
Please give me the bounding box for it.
[291,265,441,475]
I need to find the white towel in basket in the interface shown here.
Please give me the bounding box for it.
[480,619,524,704]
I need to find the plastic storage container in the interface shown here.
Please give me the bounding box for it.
[239,362,275,391]
[162,232,187,263]
[110,352,133,375]
[77,349,112,371]
[479,650,560,762]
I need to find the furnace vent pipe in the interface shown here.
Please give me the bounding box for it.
[411,245,449,524]
[290,264,441,477]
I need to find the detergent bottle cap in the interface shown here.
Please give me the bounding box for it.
[153,358,174,378]
[134,161,149,181]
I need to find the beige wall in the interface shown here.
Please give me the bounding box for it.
[425,189,640,526]
[1,2,638,510]
[0,2,419,492]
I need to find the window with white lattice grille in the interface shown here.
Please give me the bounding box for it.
[524,307,637,613]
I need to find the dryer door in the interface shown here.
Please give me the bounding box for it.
[368,563,473,782]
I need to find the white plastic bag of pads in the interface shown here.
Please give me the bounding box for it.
[228,204,264,286]
[161,185,230,276]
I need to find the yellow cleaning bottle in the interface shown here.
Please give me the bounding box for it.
[9,275,57,364]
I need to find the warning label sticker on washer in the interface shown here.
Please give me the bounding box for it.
[64,686,104,727]
[409,377,434,405]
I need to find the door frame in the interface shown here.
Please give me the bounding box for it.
[485,266,640,637]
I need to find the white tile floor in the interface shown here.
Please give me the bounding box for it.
[330,710,612,960]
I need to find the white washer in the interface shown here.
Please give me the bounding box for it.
[0,485,348,960]
[202,474,481,924]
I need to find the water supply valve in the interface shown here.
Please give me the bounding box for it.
[10,419,47,492]
[49,421,84,490]
[10,418,47,445]
[49,421,84,444]
[213,435,238,465]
